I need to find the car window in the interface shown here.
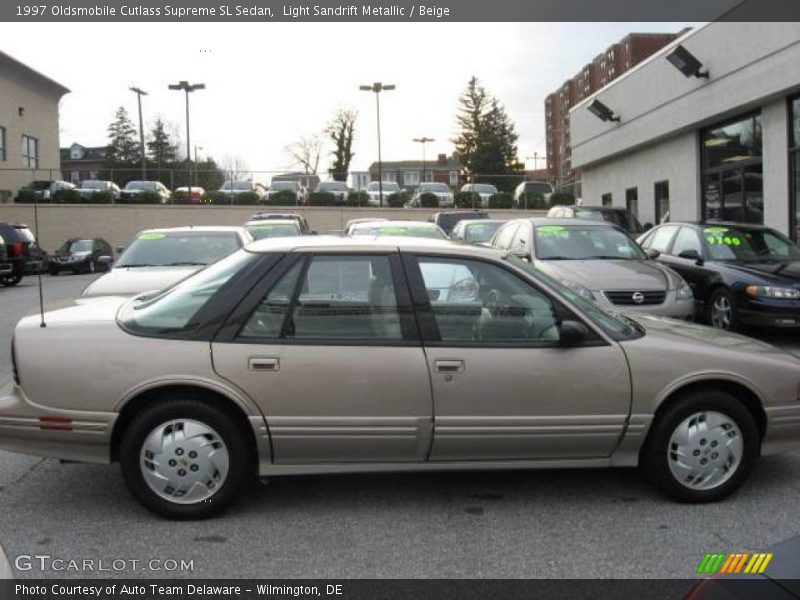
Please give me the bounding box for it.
[493,223,519,250]
[116,232,241,267]
[509,225,529,252]
[534,225,646,260]
[283,255,403,341]
[464,221,503,244]
[702,226,800,261]
[648,225,680,254]
[671,227,703,256]
[418,257,560,344]
[239,261,303,339]
[246,222,301,240]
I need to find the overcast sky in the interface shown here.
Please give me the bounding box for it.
[3,22,695,180]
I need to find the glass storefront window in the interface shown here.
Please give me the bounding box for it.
[791,96,800,242]
[655,181,670,223]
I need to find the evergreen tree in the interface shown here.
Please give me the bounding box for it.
[146,118,177,170]
[106,107,140,164]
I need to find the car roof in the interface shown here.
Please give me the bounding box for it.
[246,235,504,256]
[559,205,627,212]
[661,221,772,230]
[244,219,299,227]
[138,226,246,234]
[519,217,617,227]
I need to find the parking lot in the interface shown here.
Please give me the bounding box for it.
[0,274,799,579]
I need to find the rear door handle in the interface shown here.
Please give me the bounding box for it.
[435,359,465,373]
[248,357,280,371]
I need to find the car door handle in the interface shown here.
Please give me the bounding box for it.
[248,357,280,372]
[435,359,465,373]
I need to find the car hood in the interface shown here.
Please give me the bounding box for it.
[20,295,128,327]
[722,260,800,285]
[536,259,681,291]
[81,266,201,297]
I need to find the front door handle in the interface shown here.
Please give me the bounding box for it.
[248,357,280,371]
[435,359,465,373]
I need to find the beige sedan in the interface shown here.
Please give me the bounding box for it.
[2,237,799,519]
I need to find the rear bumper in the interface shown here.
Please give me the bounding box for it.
[763,404,800,455]
[0,383,115,464]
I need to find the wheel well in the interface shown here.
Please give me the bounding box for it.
[647,379,767,444]
[110,385,259,470]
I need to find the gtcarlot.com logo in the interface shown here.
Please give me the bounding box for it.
[697,552,773,575]
[14,555,194,573]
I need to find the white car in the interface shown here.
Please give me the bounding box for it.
[409,183,455,208]
[460,183,498,208]
[365,181,401,206]
[81,226,253,297]
[514,180,554,207]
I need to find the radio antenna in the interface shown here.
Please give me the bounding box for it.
[33,194,46,328]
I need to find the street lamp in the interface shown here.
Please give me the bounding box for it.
[413,137,434,188]
[168,80,205,189]
[359,82,395,207]
[129,86,148,179]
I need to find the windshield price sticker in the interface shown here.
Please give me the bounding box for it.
[537,226,569,238]
[703,228,741,246]
[138,233,166,240]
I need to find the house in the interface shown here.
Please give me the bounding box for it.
[0,50,70,202]
[368,153,463,190]
[61,143,109,183]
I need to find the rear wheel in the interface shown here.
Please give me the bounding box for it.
[120,398,250,519]
[641,389,759,502]
[1,274,22,287]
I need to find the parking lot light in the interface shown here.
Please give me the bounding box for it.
[168,81,205,191]
[360,82,395,207]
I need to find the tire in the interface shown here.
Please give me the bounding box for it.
[49,267,58,277]
[1,274,22,287]
[706,287,738,331]
[120,398,251,519]
[641,389,759,503]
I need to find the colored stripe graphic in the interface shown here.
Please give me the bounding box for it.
[697,553,727,574]
[744,553,774,574]
[698,552,773,575]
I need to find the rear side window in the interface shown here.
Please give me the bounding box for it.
[648,225,679,254]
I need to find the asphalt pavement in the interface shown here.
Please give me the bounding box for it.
[0,275,798,579]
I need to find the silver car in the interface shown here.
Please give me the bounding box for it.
[491,218,694,320]
[347,220,447,239]
[2,237,799,519]
[81,226,253,297]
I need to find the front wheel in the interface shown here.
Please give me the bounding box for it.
[641,390,759,503]
[120,399,250,519]
[1,274,22,287]
[706,288,738,331]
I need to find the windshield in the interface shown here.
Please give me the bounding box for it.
[464,221,503,243]
[270,182,297,191]
[319,182,347,191]
[27,181,51,190]
[504,254,641,341]
[523,182,553,195]
[420,183,450,193]
[118,250,259,335]
[351,223,446,239]
[471,184,498,194]
[221,181,252,191]
[59,239,93,253]
[575,208,643,233]
[246,222,301,240]
[116,231,242,267]
[79,180,105,190]
[703,226,800,261]
[534,224,646,260]
[124,181,157,191]
[367,182,400,192]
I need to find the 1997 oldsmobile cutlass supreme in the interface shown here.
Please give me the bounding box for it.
[2,237,799,519]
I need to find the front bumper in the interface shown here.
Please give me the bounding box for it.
[737,296,800,328]
[0,383,115,463]
[0,262,11,276]
[50,258,87,272]
[596,291,695,320]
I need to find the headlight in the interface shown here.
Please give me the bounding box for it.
[676,280,693,299]
[745,285,800,299]
[560,279,595,301]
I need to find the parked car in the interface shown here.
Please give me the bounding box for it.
[120,181,171,203]
[17,180,75,201]
[460,183,499,208]
[490,218,694,320]
[450,219,505,245]
[315,181,349,205]
[637,222,800,331]
[428,210,490,236]
[173,186,205,203]
[408,182,455,208]
[248,213,312,235]
[0,234,13,280]
[0,222,45,286]
[365,181,401,206]
[266,181,305,205]
[3,236,800,518]
[77,180,121,201]
[48,238,113,276]
[81,226,253,297]
[346,220,447,239]
[219,181,268,200]
[548,205,645,235]
[514,180,554,206]
[244,219,303,241]
[343,218,388,236]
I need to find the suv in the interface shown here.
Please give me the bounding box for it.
[547,205,645,235]
[0,223,45,286]
[427,210,490,236]
[0,235,12,279]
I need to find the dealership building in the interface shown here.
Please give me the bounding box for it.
[570,22,800,241]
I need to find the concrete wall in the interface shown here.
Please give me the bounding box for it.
[0,205,545,251]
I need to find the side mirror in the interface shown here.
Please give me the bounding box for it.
[644,248,660,259]
[115,246,126,254]
[643,222,654,231]
[98,255,113,265]
[558,320,590,346]
[678,249,704,265]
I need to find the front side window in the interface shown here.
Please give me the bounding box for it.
[492,223,519,250]
[21,135,38,168]
[648,225,679,254]
[671,227,702,256]
[418,257,560,344]
[464,221,503,244]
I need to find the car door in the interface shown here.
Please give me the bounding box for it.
[403,252,631,461]
[212,251,433,464]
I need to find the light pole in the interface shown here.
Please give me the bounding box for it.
[413,137,434,188]
[359,82,395,207]
[526,151,542,170]
[168,80,205,190]
[129,86,148,180]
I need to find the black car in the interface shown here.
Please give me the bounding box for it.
[638,222,800,331]
[428,210,490,236]
[248,213,313,234]
[49,238,113,275]
[0,222,45,286]
[0,234,13,280]
[547,205,645,235]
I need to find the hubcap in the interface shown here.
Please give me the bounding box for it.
[667,411,743,491]
[711,296,732,329]
[140,419,229,504]
[89,261,95,273]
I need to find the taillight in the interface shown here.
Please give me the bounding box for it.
[10,241,22,258]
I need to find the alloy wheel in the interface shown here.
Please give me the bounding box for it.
[711,295,732,329]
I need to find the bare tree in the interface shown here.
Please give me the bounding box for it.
[220,155,251,180]
[327,108,357,182]
[285,134,323,175]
